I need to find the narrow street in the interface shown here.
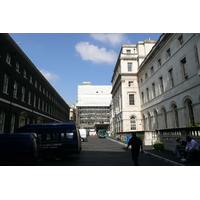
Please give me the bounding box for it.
[43,135,172,166]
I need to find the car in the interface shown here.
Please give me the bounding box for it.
[98,129,106,138]
[0,133,44,166]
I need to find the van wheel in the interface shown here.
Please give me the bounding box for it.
[54,151,63,161]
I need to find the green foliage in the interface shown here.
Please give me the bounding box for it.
[196,120,200,127]
[137,134,144,141]
[188,120,200,127]
[153,141,164,151]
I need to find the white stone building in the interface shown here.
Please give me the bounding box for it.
[138,33,200,130]
[111,41,156,133]
[76,82,112,132]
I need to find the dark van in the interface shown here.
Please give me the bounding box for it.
[15,122,82,161]
[0,133,44,166]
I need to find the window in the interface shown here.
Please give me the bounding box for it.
[45,103,48,112]
[159,76,164,93]
[168,68,174,87]
[186,99,195,126]
[158,59,161,67]
[28,90,31,105]
[180,57,188,79]
[194,46,200,70]
[148,112,151,130]
[146,88,149,101]
[128,81,133,87]
[42,100,44,111]
[30,75,33,83]
[39,84,42,91]
[126,49,131,54]
[13,80,18,98]
[3,74,9,94]
[0,111,5,134]
[172,104,179,128]
[10,114,15,133]
[6,53,11,65]
[128,63,132,72]
[145,73,148,80]
[162,108,168,128]
[154,110,159,130]
[33,94,36,107]
[152,83,156,98]
[16,62,20,72]
[130,116,136,130]
[23,69,27,78]
[129,94,134,105]
[166,48,171,57]
[21,86,25,102]
[38,98,41,109]
[178,35,183,45]
[35,80,38,88]
[141,92,144,104]
[151,66,154,74]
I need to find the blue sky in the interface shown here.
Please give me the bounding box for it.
[9,33,162,105]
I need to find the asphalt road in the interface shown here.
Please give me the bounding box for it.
[42,135,172,166]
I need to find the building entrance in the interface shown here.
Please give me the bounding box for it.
[95,124,109,133]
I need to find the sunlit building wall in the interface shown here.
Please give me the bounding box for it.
[138,33,200,130]
[111,41,156,133]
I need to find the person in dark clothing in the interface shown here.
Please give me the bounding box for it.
[173,138,187,159]
[126,133,143,166]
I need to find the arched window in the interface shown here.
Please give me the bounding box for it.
[130,116,136,130]
[0,111,5,133]
[148,112,151,130]
[154,110,159,130]
[172,104,179,128]
[162,107,168,128]
[185,99,195,126]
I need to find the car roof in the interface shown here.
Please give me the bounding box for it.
[0,133,36,138]
[19,122,76,128]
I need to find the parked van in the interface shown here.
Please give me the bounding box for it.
[15,122,82,161]
[0,133,44,165]
[79,129,88,142]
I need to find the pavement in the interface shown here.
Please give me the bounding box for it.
[108,136,200,166]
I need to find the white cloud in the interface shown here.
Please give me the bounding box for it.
[40,69,59,81]
[75,42,117,64]
[91,33,129,46]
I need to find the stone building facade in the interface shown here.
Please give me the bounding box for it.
[110,41,156,133]
[110,33,200,134]
[138,33,200,130]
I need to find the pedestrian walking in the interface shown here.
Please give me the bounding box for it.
[126,133,143,166]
